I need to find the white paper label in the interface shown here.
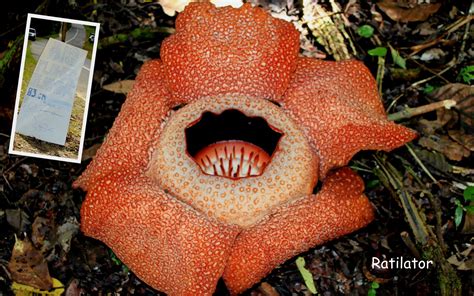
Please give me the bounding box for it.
[16,38,87,145]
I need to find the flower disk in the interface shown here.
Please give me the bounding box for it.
[146,95,319,227]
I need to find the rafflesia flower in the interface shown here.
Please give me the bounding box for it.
[74,3,416,295]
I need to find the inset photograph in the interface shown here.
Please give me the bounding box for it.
[9,14,99,163]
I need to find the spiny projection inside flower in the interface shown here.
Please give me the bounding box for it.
[194,140,271,178]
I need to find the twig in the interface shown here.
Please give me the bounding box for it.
[349,165,373,173]
[458,11,472,63]
[405,144,438,183]
[373,154,461,295]
[422,189,448,253]
[2,174,12,191]
[410,59,451,84]
[452,166,474,175]
[376,55,385,96]
[409,15,473,56]
[374,154,430,244]
[400,231,421,258]
[387,94,404,113]
[388,99,456,121]
[409,57,457,89]
[3,156,27,174]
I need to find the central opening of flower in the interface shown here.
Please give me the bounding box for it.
[185,109,283,179]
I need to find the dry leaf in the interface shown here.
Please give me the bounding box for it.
[6,209,31,233]
[414,148,452,174]
[418,106,457,134]
[102,80,135,94]
[377,0,441,22]
[448,130,474,151]
[370,4,384,28]
[302,0,355,60]
[461,208,474,234]
[65,279,83,296]
[8,236,53,290]
[11,278,65,296]
[431,84,474,129]
[418,135,470,161]
[31,216,56,254]
[57,217,80,253]
[258,282,280,296]
[414,22,437,36]
[81,143,102,161]
[420,48,446,62]
[447,245,474,270]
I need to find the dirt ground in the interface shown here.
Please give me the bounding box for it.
[12,94,85,160]
[0,1,473,296]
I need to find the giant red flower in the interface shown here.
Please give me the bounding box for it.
[74,3,416,295]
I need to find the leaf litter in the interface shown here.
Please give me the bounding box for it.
[0,0,473,295]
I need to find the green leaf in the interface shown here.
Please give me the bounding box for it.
[454,199,462,207]
[454,206,463,227]
[458,65,474,84]
[423,84,435,94]
[463,186,474,201]
[296,257,317,294]
[368,47,387,57]
[465,205,474,213]
[371,282,380,289]
[366,179,380,189]
[390,46,406,69]
[357,25,374,38]
[368,289,377,296]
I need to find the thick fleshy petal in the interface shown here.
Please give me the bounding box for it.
[74,60,173,189]
[81,174,239,296]
[160,2,299,101]
[222,167,374,294]
[282,58,417,177]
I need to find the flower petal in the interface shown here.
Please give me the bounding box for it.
[282,58,417,177]
[222,167,374,294]
[160,2,299,101]
[74,60,173,189]
[81,174,239,296]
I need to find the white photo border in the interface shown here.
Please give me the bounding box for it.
[8,13,100,164]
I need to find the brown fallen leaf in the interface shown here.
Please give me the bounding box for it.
[8,236,53,290]
[258,282,280,296]
[447,245,474,270]
[418,105,458,134]
[461,206,474,234]
[31,216,56,254]
[414,148,452,174]
[418,135,470,161]
[430,83,474,129]
[377,0,441,22]
[448,130,474,151]
[81,143,102,161]
[102,79,135,94]
[56,217,80,253]
[5,209,31,233]
[65,279,83,296]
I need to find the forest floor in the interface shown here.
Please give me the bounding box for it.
[0,1,473,295]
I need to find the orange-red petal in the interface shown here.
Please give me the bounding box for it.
[222,167,374,294]
[160,2,299,102]
[74,60,173,190]
[81,174,239,296]
[282,57,417,178]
